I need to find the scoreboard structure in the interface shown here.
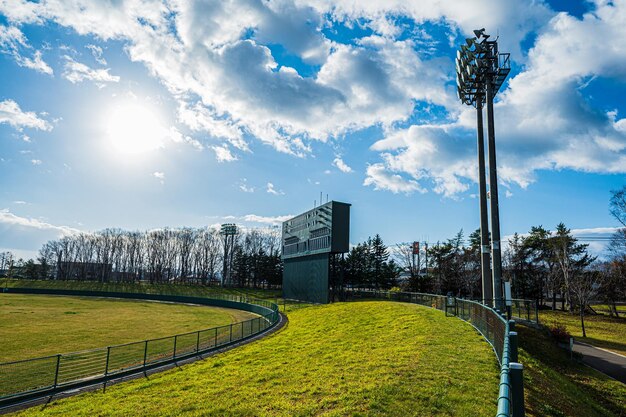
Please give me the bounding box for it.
[282,201,350,304]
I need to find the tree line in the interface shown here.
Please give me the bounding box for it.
[330,234,401,293]
[393,186,626,327]
[3,227,282,288]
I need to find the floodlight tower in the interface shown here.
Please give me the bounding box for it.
[455,29,510,311]
[220,223,238,286]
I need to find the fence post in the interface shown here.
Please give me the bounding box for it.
[143,340,148,367]
[508,320,516,332]
[526,301,530,321]
[535,301,539,324]
[229,323,233,342]
[214,327,218,347]
[509,331,519,363]
[173,335,178,359]
[196,331,201,353]
[53,354,61,388]
[510,362,525,417]
[104,347,111,376]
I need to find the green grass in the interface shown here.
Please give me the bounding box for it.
[13,301,499,417]
[590,304,626,316]
[0,294,257,362]
[2,279,281,300]
[539,310,626,355]
[519,324,626,417]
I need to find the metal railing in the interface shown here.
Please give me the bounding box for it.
[476,298,539,324]
[347,289,525,417]
[0,290,280,405]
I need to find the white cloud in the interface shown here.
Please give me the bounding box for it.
[0,24,53,75]
[62,55,120,85]
[364,2,626,196]
[363,163,425,194]
[0,209,80,236]
[239,184,254,193]
[169,127,203,150]
[0,99,52,131]
[333,157,353,173]
[238,178,254,193]
[266,182,285,195]
[212,145,237,162]
[16,49,53,75]
[30,159,42,165]
[571,227,622,236]
[3,0,624,196]
[0,1,458,156]
[152,171,165,184]
[242,214,293,224]
[86,44,106,65]
[177,101,247,150]
[0,209,81,258]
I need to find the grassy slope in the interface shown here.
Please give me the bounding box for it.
[0,294,256,362]
[539,310,626,355]
[2,279,281,300]
[520,325,626,417]
[590,304,626,316]
[15,302,499,417]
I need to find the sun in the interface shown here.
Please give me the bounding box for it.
[105,101,167,155]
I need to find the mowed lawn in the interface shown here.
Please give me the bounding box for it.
[15,301,499,417]
[0,294,257,362]
[539,309,626,356]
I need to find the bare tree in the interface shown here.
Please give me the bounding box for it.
[570,268,604,337]
[394,242,421,291]
[551,223,595,312]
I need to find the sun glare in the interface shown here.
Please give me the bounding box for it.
[106,102,167,156]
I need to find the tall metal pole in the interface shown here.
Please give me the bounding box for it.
[476,99,493,306]
[486,81,503,311]
[417,245,421,278]
[424,242,428,279]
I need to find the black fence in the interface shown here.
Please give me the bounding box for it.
[0,289,280,405]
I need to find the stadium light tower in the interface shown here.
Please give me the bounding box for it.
[220,223,238,286]
[456,29,510,311]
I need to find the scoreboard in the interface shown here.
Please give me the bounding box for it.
[281,201,350,304]
[281,201,350,260]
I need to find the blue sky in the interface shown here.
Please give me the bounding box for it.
[0,0,624,260]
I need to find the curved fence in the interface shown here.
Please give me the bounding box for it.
[0,288,280,406]
[347,289,525,417]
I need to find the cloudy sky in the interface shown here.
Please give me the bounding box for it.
[0,0,624,259]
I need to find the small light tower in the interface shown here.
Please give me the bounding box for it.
[455,29,510,311]
[220,223,238,286]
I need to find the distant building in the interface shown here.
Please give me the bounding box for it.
[57,261,113,281]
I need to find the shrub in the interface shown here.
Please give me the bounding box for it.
[549,323,571,343]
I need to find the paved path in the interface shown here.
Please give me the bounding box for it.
[573,341,626,384]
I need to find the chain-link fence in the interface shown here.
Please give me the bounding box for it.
[0,292,279,403]
[346,289,524,417]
